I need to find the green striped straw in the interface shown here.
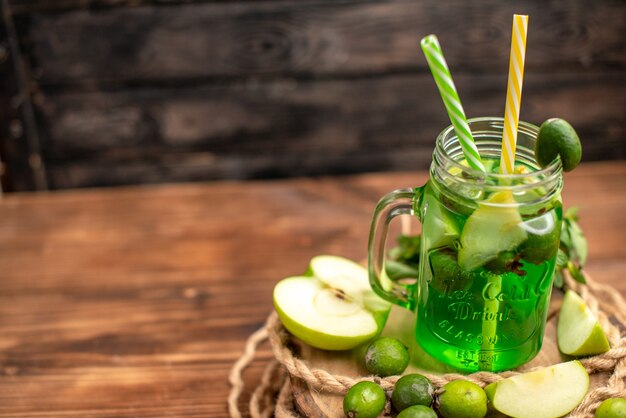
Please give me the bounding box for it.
[420,35,485,172]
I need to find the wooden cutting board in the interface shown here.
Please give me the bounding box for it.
[291,293,610,418]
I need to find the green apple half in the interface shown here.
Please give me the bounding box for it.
[557,290,610,356]
[485,360,589,418]
[421,189,461,250]
[458,191,527,271]
[273,256,391,351]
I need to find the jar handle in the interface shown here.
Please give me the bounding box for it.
[368,187,424,311]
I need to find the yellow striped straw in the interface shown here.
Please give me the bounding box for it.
[501,14,529,174]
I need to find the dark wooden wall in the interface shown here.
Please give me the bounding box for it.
[0,0,624,191]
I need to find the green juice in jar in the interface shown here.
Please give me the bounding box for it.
[414,159,562,371]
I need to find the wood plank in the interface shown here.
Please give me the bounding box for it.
[0,162,623,417]
[0,1,44,192]
[15,0,626,85]
[2,162,622,290]
[34,72,626,188]
[9,0,237,14]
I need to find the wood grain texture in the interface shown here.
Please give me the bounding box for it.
[15,0,626,85]
[36,72,626,189]
[1,0,624,190]
[0,162,624,416]
[9,0,245,14]
[0,0,45,192]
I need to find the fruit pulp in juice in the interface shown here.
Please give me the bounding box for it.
[415,159,562,372]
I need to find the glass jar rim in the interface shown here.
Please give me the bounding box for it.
[435,116,563,180]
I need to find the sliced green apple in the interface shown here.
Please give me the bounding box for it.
[519,211,560,264]
[309,255,369,291]
[458,191,527,271]
[309,255,391,315]
[558,290,610,356]
[421,190,462,250]
[274,256,390,351]
[485,360,589,418]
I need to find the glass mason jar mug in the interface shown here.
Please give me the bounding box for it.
[368,117,563,372]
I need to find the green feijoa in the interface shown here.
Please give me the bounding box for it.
[429,249,472,294]
[391,374,434,412]
[595,398,626,418]
[438,380,488,418]
[365,337,409,377]
[519,212,561,265]
[397,405,438,418]
[343,381,386,418]
[535,118,582,172]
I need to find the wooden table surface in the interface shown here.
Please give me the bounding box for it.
[0,161,624,417]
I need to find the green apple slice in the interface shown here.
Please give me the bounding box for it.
[519,211,560,264]
[557,290,610,356]
[273,276,380,350]
[485,360,589,418]
[458,191,527,271]
[309,255,369,291]
[309,255,391,314]
[421,191,461,250]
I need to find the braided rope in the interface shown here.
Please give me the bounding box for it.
[227,324,270,418]
[250,360,284,418]
[266,311,520,392]
[275,378,300,418]
[230,273,626,417]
